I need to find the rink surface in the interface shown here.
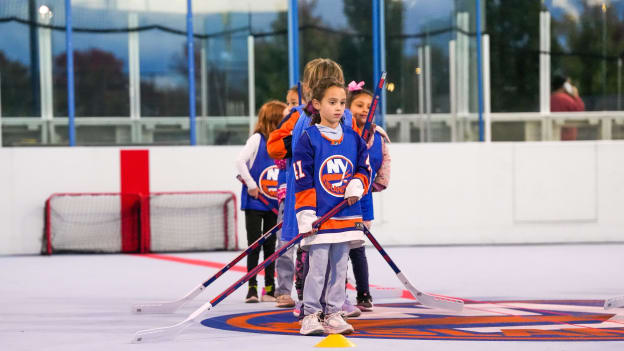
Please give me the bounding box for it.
[2,244,624,351]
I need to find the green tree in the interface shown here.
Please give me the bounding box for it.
[486,0,544,112]
[254,13,289,109]
[0,52,35,116]
[552,3,624,110]
[53,49,129,116]
[252,0,404,111]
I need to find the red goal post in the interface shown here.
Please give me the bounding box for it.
[44,191,238,254]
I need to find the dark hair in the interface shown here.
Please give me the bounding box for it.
[309,77,345,125]
[552,74,568,91]
[347,88,373,108]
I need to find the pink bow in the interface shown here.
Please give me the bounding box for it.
[348,81,365,92]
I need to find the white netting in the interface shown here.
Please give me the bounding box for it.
[148,192,237,252]
[43,192,236,254]
[45,194,140,253]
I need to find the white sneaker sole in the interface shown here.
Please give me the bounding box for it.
[277,303,296,308]
[356,305,373,312]
[324,325,354,335]
[300,327,325,336]
[343,310,361,318]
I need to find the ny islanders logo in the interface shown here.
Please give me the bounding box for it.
[201,300,624,341]
[319,155,353,197]
[258,166,279,200]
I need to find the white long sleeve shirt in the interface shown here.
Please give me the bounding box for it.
[235,133,262,190]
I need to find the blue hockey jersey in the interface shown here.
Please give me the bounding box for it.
[280,107,354,241]
[240,134,279,212]
[360,130,384,221]
[292,123,370,248]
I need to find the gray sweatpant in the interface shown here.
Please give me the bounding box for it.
[275,202,296,297]
[303,242,350,316]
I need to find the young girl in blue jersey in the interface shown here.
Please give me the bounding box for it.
[347,81,392,312]
[236,100,286,303]
[270,59,347,310]
[293,78,371,335]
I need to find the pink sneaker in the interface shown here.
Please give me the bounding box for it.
[293,301,303,317]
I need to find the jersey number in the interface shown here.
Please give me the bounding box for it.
[293,160,305,180]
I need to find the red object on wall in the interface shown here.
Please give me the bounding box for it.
[120,150,149,252]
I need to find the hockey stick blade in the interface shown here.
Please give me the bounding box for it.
[397,272,464,312]
[133,284,205,314]
[132,200,348,342]
[604,295,624,310]
[133,221,282,314]
[355,222,463,312]
[133,301,213,343]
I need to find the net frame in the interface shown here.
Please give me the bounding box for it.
[44,192,142,254]
[43,191,238,254]
[141,191,238,253]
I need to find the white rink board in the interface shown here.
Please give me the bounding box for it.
[1,141,624,254]
[513,143,596,222]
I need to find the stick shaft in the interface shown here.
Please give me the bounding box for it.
[357,223,463,311]
[357,223,400,273]
[361,72,387,142]
[202,221,282,288]
[209,199,348,307]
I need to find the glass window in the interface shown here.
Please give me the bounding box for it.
[487,0,541,113]
[138,12,188,117]
[0,7,38,117]
[390,0,479,141]
[547,0,624,111]
[52,32,129,117]
[296,0,372,89]
[194,2,288,145]
[390,0,455,115]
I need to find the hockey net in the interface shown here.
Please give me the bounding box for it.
[44,191,238,254]
[144,192,237,253]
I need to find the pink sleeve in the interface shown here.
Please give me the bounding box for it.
[373,138,391,191]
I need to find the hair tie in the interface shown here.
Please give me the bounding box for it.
[348,81,365,92]
[304,101,318,115]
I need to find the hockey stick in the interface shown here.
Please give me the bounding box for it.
[133,199,349,343]
[132,221,283,314]
[237,175,279,215]
[604,295,624,310]
[354,73,462,311]
[355,222,464,312]
[360,72,387,142]
[131,177,280,314]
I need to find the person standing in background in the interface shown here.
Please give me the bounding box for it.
[551,74,585,140]
[236,100,286,303]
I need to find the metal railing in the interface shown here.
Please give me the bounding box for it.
[2,111,623,146]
